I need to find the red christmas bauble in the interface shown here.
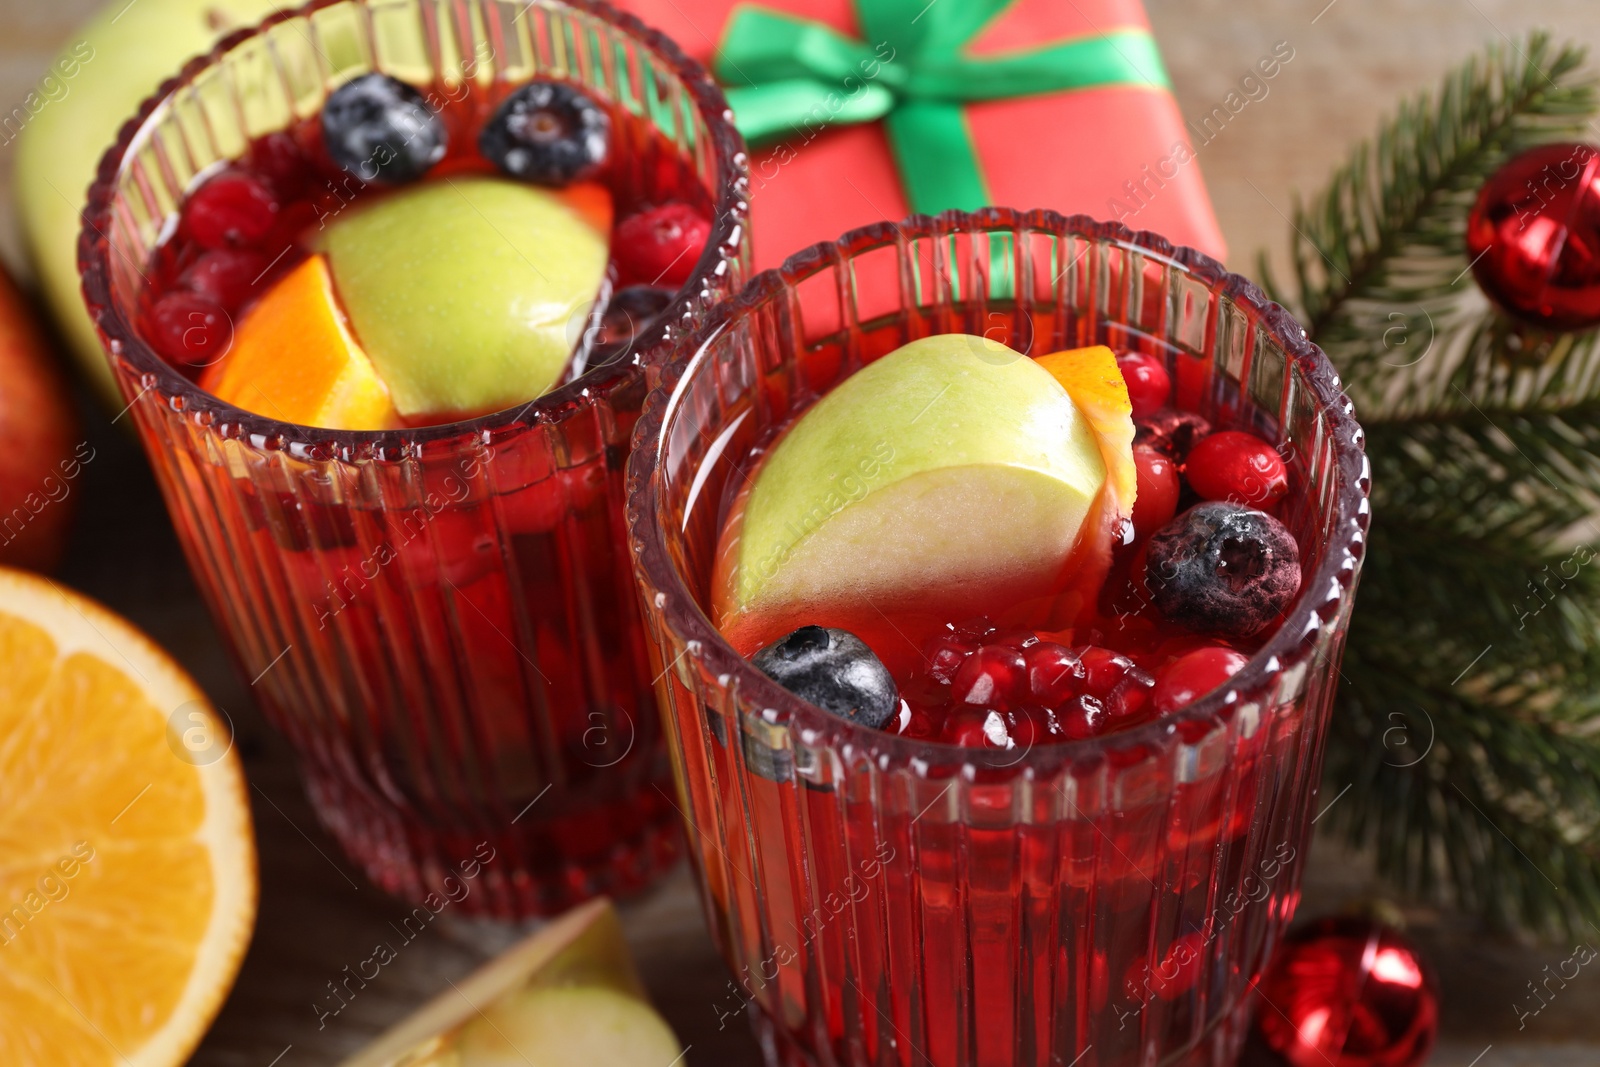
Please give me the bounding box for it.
[1466,142,1600,331]
[1241,915,1439,1067]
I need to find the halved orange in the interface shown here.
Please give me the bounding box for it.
[200,253,397,430]
[0,567,256,1067]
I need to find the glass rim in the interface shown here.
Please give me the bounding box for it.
[77,0,749,456]
[627,208,1372,770]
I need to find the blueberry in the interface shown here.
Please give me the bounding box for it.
[1145,502,1301,637]
[479,81,610,185]
[752,626,899,730]
[321,73,447,184]
[596,285,673,347]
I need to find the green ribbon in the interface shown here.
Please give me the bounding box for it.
[714,0,1171,214]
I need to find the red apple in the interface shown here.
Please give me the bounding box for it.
[0,265,81,572]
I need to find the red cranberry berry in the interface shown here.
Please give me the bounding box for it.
[1134,410,1212,463]
[182,170,279,250]
[615,203,712,288]
[951,645,1027,709]
[1116,352,1172,418]
[1146,502,1302,636]
[148,292,233,366]
[1185,430,1288,507]
[178,249,269,310]
[248,132,313,197]
[1131,445,1180,535]
[1152,646,1250,714]
[1025,642,1084,705]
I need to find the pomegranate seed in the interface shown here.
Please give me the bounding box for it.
[1105,667,1156,722]
[1025,642,1084,705]
[183,169,279,250]
[950,645,1027,709]
[1057,694,1105,740]
[944,708,1012,748]
[924,631,979,683]
[1131,445,1179,536]
[1116,352,1171,418]
[178,248,269,310]
[1184,431,1288,507]
[951,617,998,640]
[614,202,711,288]
[1151,646,1249,714]
[148,292,233,366]
[990,628,1040,650]
[1079,646,1140,699]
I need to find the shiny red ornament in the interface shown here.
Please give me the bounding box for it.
[1241,915,1438,1067]
[1466,142,1600,331]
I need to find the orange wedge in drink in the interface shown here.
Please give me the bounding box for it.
[200,253,396,430]
[0,567,256,1066]
[1036,344,1139,517]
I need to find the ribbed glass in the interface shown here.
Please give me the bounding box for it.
[79,0,751,918]
[627,211,1370,1066]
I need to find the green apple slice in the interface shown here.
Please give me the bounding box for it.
[322,176,611,419]
[714,334,1108,635]
[339,899,683,1067]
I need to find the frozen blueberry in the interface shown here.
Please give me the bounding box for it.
[1134,409,1212,462]
[479,81,610,185]
[752,626,899,730]
[1145,502,1301,637]
[321,73,447,184]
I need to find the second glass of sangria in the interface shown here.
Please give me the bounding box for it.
[628,211,1369,1066]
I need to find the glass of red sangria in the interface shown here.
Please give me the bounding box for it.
[627,211,1369,1066]
[79,0,749,917]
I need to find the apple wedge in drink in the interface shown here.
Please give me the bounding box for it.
[340,900,684,1067]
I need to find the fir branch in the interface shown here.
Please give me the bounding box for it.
[1261,32,1596,405]
[1265,31,1600,936]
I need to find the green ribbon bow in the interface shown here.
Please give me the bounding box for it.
[714,0,1172,214]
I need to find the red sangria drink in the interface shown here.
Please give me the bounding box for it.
[79,0,749,917]
[627,213,1369,1066]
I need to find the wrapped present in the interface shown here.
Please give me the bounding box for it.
[613,0,1227,270]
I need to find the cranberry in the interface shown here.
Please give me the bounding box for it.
[924,630,979,684]
[1131,445,1179,535]
[1185,431,1288,507]
[1134,410,1211,462]
[950,645,1027,708]
[178,249,269,310]
[1116,352,1171,418]
[148,292,233,366]
[248,132,313,197]
[1151,646,1250,714]
[182,169,279,250]
[615,203,712,288]
[1025,642,1084,705]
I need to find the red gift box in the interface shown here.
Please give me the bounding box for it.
[611,0,1227,270]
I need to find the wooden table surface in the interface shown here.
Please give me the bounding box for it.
[4,1,1600,1064]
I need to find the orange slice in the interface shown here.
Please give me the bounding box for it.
[200,253,397,430]
[0,567,256,1067]
[1036,345,1138,516]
